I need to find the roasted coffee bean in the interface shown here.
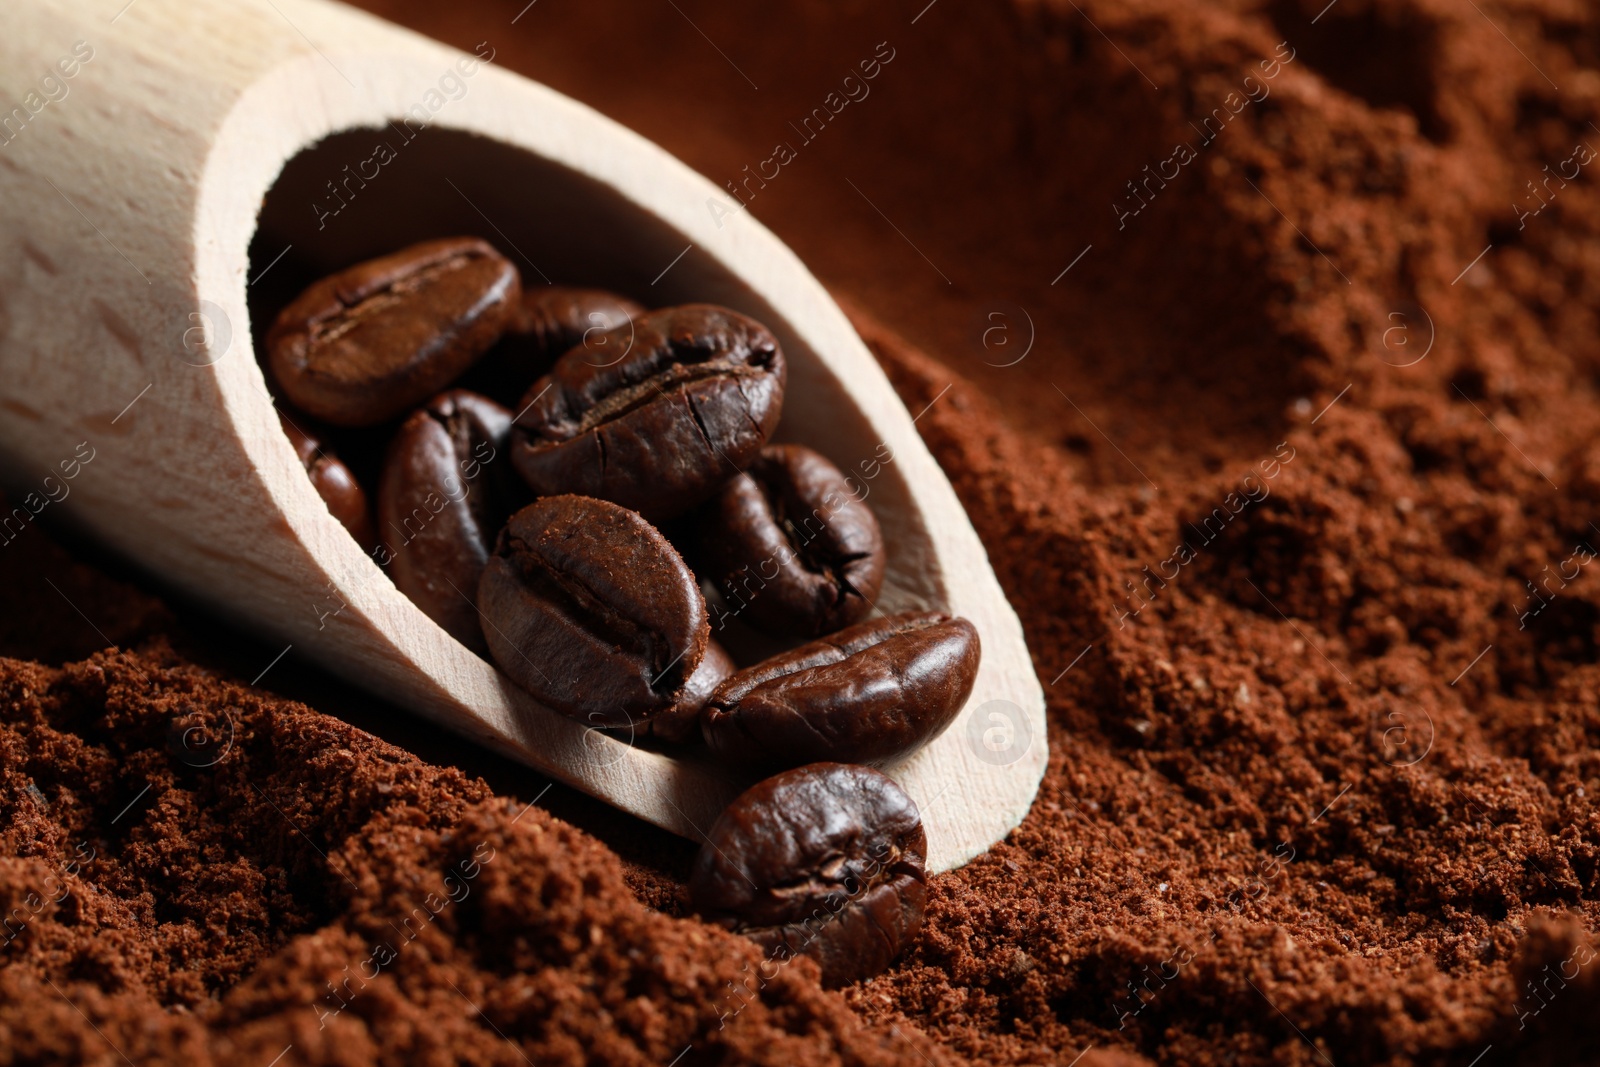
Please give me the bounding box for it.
[378,390,516,654]
[703,611,979,770]
[689,762,926,988]
[630,639,735,744]
[267,238,520,427]
[696,444,885,637]
[511,305,786,521]
[478,495,708,726]
[278,411,375,551]
[464,287,645,405]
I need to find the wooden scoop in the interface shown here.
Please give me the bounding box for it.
[0,0,1045,872]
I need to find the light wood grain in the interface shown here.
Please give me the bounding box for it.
[0,0,1046,872]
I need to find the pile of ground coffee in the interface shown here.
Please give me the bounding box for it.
[6,0,1600,1063]
[0,536,899,1065]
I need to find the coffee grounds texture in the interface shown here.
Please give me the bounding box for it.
[6,0,1600,1064]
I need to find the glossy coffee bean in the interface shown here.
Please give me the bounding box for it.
[378,390,516,654]
[632,639,735,744]
[477,495,708,726]
[703,612,979,771]
[278,411,375,551]
[465,287,645,405]
[267,238,520,427]
[510,305,786,521]
[689,762,926,988]
[697,444,885,638]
